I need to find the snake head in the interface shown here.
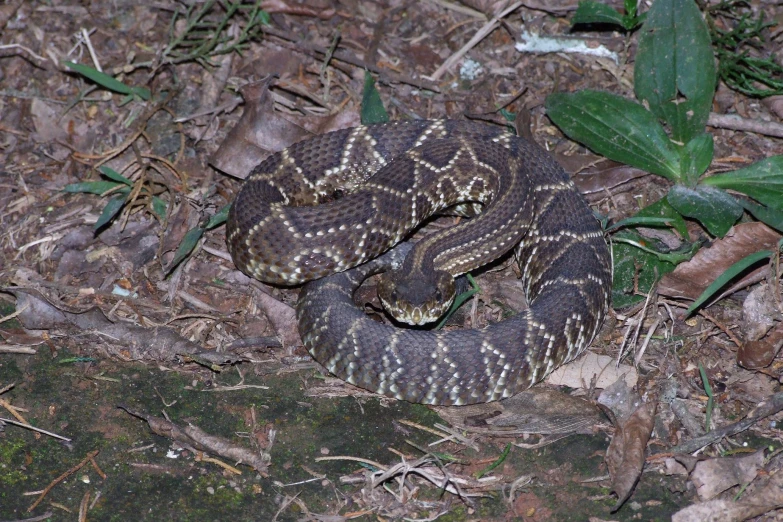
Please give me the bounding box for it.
[377,268,456,325]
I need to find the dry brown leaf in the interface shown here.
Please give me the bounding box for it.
[690,449,766,500]
[739,322,783,369]
[658,222,781,300]
[255,290,301,351]
[436,387,607,435]
[546,352,638,389]
[605,401,656,508]
[741,282,781,342]
[210,76,312,179]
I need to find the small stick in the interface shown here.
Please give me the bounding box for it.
[28,450,100,512]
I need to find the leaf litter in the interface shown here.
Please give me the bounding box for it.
[0,0,782,520]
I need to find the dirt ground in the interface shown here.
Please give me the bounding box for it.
[1,0,782,521]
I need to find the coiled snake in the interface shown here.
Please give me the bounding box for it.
[227,120,611,405]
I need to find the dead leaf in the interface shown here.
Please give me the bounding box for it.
[30,98,67,143]
[546,352,638,389]
[210,76,312,179]
[254,289,301,352]
[741,281,781,341]
[597,377,642,422]
[658,222,781,300]
[605,401,656,508]
[690,449,766,500]
[738,322,783,369]
[436,387,608,435]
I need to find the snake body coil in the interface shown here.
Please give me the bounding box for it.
[227,120,611,405]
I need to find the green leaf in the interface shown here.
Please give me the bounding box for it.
[634,197,689,237]
[738,198,783,233]
[605,216,676,233]
[63,180,124,195]
[611,230,679,308]
[361,72,389,125]
[680,133,714,187]
[151,197,168,221]
[206,204,231,229]
[667,185,743,237]
[546,90,681,179]
[98,165,133,186]
[572,2,627,28]
[634,0,716,143]
[95,195,127,230]
[169,227,204,273]
[64,61,151,100]
[685,250,773,316]
[701,155,783,212]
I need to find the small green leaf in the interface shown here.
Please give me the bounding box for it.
[605,216,675,232]
[634,0,716,143]
[685,250,773,316]
[738,198,783,233]
[169,227,205,273]
[361,72,389,125]
[64,180,124,195]
[206,204,231,229]
[634,197,689,237]
[680,133,714,187]
[572,2,627,28]
[98,165,133,186]
[95,195,127,230]
[546,90,681,179]
[701,155,783,212]
[151,197,168,221]
[667,185,743,237]
[437,274,480,330]
[64,61,151,100]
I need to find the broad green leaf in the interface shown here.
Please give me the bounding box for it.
[701,155,783,212]
[95,195,127,230]
[667,185,742,237]
[685,250,773,316]
[634,0,716,143]
[611,230,679,308]
[64,61,151,100]
[361,72,389,125]
[572,2,626,28]
[169,227,204,273]
[738,198,783,234]
[98,165,133,186]
[680,133,714,187]
[546,90,681,179]
[64,180,123,195]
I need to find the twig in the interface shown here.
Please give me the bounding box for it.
[27,450,100,512]
[0,417,72,442]
[261,27,440,92]
[429,1,523,81]
[708,113,783,139]
[669,391,783,454]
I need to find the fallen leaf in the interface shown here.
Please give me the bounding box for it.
[605,401,656,508]
[658,222,780,300]
[547,352,638,389]
[436,387,608,435]
[690,449,766,500]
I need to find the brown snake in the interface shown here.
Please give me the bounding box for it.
[227,120,611,405]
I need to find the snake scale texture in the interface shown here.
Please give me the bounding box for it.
[227,120,612,405]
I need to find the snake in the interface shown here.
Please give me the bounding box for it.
[227,119,612,406]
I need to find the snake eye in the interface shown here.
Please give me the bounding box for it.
[390,290,398,303]
[434,289,442,302]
